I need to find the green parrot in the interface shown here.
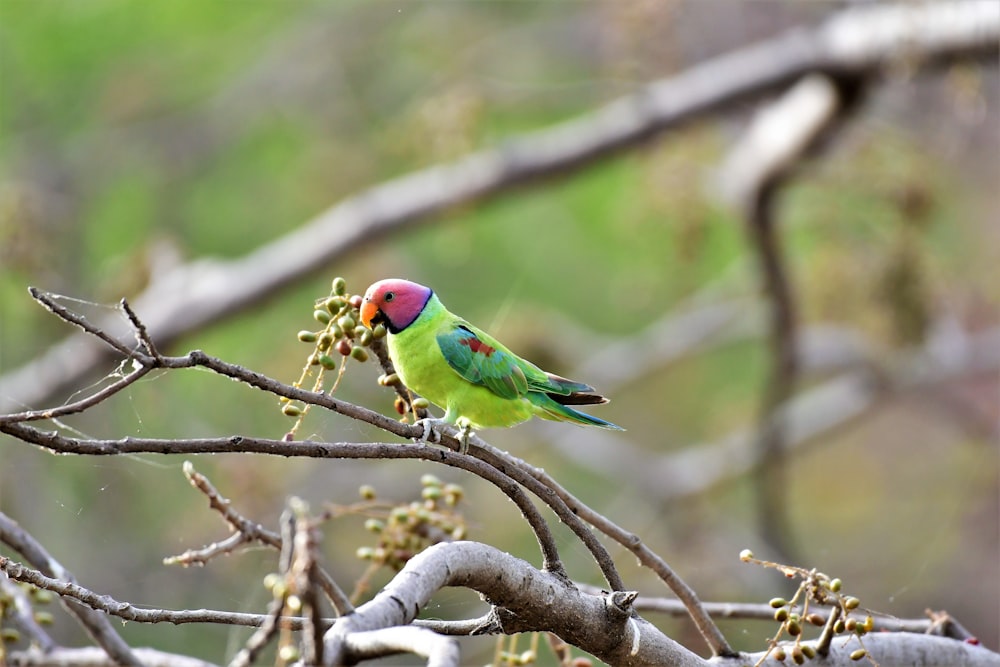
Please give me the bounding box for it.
[360,279,623,440]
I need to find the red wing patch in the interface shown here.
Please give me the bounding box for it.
[459,336,495,357]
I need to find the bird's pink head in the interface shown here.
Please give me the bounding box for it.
[360,279,433,334]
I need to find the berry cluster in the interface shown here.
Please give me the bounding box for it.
[281,277,385,434]
[740,549,875,665]
[350,476,467,603]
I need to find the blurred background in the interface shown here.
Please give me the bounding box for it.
[1,1,997,664]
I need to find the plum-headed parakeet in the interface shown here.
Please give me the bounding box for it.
[360,279,623,437]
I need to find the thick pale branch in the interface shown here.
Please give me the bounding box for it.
[337,626,460,667]
[323,541,699,667]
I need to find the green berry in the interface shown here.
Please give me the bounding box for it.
[338,315,356,332]
[332,277,348,296]
[297,330,318,343]
[359,484,377,500]
[350,346,369,362]
[282,404,302,417]
[313,309,331,324]
[770,597,788,608]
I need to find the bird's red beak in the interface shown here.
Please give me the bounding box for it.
[360,299,379,329]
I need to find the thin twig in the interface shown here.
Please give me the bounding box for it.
[120,296,162,360]
[0,363,155,424]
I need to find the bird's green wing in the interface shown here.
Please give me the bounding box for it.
[435,324,539,400]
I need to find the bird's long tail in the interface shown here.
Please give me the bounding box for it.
[527,392,624,431]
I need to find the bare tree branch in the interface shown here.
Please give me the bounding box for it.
[322,540,696,667]
[334,626,461,667]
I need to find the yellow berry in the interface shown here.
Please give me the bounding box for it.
[421,474,442,487]
[279,645,301,662]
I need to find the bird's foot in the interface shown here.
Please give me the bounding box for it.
[455,417,474,455]
[413,417,474,454]
[413,418,447,445]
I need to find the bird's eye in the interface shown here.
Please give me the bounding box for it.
[384,292,395,302]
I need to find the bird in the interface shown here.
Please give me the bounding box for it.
[360,278,623,446]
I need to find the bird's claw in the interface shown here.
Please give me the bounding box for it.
[455,418,474,455]
[412,417,474,454]
[413,418,445,444]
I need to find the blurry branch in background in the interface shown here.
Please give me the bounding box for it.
[0,512,143,666]
[550,307,1000,502]
[0,566,57,653]
[722,74,845,561]
[2,0,996,414]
